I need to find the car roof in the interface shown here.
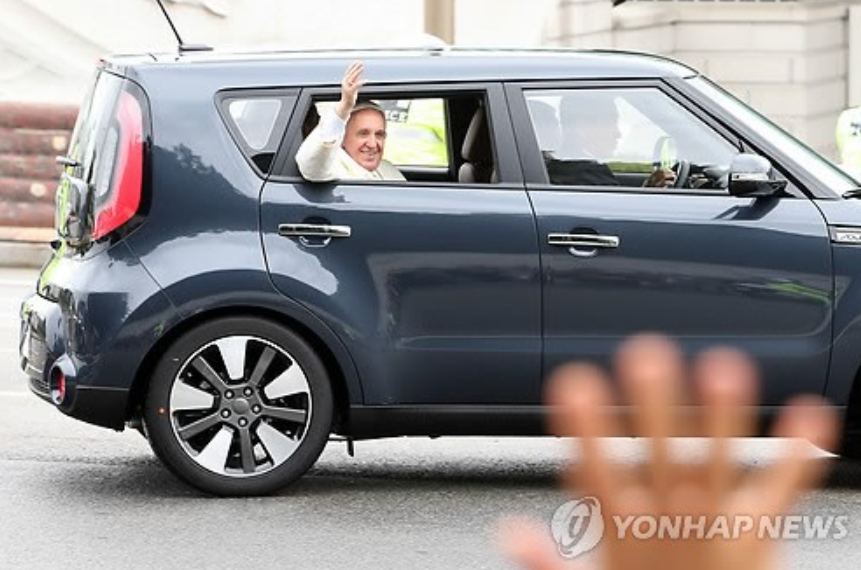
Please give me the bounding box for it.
[108,47,697,86]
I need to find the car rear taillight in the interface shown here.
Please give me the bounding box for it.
[51,370,66,405]
[92,90,144,240]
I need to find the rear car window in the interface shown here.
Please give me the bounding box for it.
[67,70,124,186]
[379,98,449,168]
[218,91,296,175]
[312,97,450,169]
[229,99,282,150]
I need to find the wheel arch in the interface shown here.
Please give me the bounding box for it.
[841,364,861,450]
[126,303,362,433]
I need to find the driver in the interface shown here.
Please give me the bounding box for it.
[549,94,676,188]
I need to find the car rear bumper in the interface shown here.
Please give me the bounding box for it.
[19,242,180,430]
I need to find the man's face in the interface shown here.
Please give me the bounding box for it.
[580,108,621,157]
[562,102,621,158]
[343,109,387,171]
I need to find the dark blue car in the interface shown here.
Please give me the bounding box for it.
[19,47,861,495]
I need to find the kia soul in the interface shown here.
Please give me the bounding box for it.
[19,47,861,496]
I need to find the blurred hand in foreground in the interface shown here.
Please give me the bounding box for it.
[502,334,838,570]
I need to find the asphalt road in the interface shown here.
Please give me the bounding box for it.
[1,267,860,570]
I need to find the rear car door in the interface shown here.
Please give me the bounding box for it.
[259,83,542,406]
[507,81,833,406]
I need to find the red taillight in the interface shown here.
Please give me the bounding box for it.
[93,90,144,240]
[52,371,66,405]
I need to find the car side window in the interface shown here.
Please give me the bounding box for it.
[218,92,296,175]
[524,88,740,190]
[296,93,498,185]
[229,99,282,150]
[381,99,449,168]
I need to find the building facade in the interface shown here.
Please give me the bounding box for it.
[0,0,857,159]
[548,0,861,160]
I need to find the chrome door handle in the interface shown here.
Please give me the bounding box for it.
[278,224,352,239]
[547,233,620,249]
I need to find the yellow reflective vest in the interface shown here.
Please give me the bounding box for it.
[836,107,861,177]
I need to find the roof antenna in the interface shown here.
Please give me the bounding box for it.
[154,0,213,53]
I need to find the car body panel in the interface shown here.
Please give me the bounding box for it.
[120,78,365,405]
[260,181,542,405]
[527,189,833,405]
[21,242,178,429]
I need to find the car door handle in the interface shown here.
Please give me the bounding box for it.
[278,223,352,239]
[547,233,620,249]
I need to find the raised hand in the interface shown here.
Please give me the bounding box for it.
[501,334,838,570]
[335,61,366,121]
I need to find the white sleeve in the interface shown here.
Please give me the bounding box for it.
[295,111,347,182]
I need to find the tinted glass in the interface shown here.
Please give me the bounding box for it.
[229,99,283,151]
[220,93,295,174]
[67,70,124,183]
[525,88,739,190]
[688,76,861,190]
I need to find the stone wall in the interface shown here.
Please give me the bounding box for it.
[548,0,856,160]
[0,102,76,229]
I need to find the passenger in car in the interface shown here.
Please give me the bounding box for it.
[550,94,675,188]
[296,61,405,182]
[527,99,562,159]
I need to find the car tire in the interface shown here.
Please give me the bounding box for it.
[143,316,333,496]
[840,428,861,460]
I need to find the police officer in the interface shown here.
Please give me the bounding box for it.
[836,106,861,179]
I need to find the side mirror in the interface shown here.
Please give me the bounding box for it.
[728,154,787,197]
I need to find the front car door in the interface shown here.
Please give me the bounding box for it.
[260,83,542,407]
[507,80,833,406]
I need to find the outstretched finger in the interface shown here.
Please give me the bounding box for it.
[345,60,364,79]
[547,363,629,508]
[342,61,365,91]
[738,396,837,518]
[695,347,757,504]
[616,334,684,501]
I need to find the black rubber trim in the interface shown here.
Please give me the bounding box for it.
[62,386,130,431]
[345,405,547,438]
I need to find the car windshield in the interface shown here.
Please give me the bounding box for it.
[687,76,861,192]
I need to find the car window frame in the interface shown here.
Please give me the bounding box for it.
[665,77,841,200]
[268,81,524,188]
[505,79,764,196]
